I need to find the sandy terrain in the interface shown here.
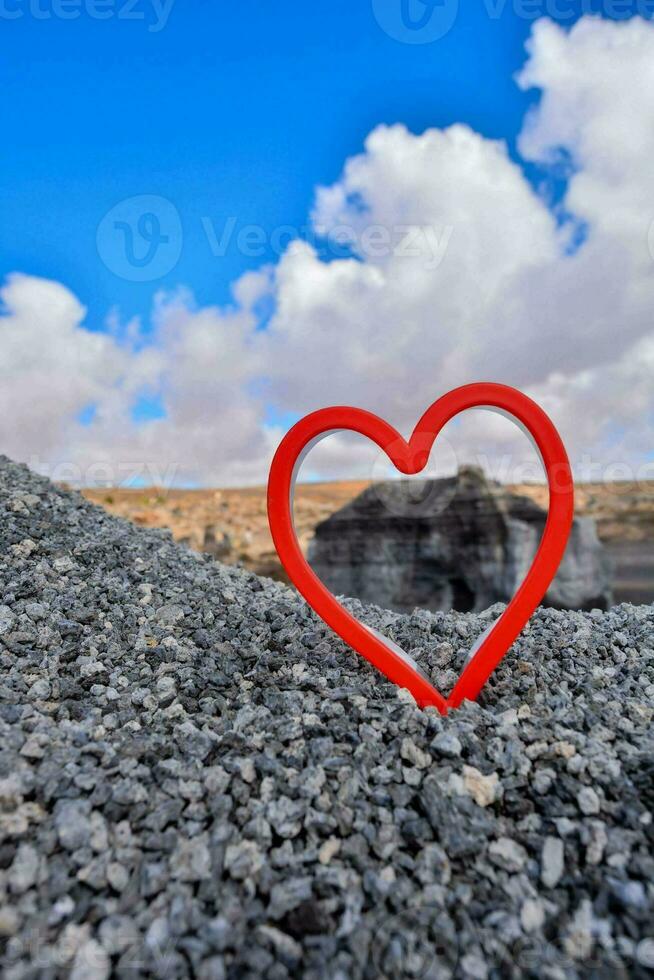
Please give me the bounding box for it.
[83,482,370,582]
[83,479,654,604]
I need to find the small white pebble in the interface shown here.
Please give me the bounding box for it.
[577,786,601,816]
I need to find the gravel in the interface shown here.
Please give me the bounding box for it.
[0,456,652,979]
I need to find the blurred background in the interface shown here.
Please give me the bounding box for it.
[3,2,654,609]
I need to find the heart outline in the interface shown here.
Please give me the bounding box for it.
[267,383,574,714]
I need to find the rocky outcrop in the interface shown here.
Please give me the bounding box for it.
[201,525,232,559]
[308,467,612,613]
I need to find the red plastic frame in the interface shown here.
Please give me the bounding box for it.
[267,383,574,713]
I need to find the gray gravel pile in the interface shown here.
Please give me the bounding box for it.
[0,456,652,979]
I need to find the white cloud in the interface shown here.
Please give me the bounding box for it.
[264,122,559,420]
[3,15,654,487]
[0,273,274,486]
[518,16,654,246]
[0,274,128,465]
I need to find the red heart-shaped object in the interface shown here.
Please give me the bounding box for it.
[267,383,574,714]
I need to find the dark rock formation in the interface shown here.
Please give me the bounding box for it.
[308,467,612,613]
[202,524,232,559]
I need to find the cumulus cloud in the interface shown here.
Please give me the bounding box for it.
[0,272,277,486]
[2,15,654,486]
[0,274,129,466]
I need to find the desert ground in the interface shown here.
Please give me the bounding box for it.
[83,480,654,606]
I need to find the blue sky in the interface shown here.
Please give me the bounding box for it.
[2,3,654,487]
[2,0,634,332]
